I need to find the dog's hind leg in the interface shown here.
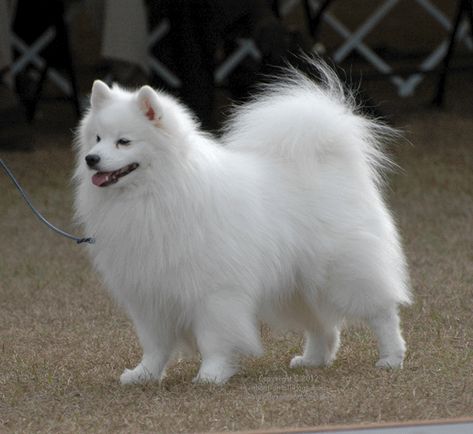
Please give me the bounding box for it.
[324,242,408,369]
[366,306,406,369]
[290,310,342,368]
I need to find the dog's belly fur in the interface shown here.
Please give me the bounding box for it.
[83,154,404,338]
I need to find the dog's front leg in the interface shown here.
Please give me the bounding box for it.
[120,310,172,385]
[192,293,262,384]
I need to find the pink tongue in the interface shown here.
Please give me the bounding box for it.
[92,172,112,187]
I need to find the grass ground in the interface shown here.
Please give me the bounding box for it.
[1,75,473,432]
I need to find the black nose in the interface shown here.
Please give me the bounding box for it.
[85,154,100,168]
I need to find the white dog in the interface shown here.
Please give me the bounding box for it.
[74,60,411,385]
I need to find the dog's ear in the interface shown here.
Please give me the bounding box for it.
[91,80,111,110]
[137,86,163,125]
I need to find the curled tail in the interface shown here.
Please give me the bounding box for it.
[222,57,397,185]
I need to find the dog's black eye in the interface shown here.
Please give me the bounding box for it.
[116,138,131,146]
[96,135,101,143]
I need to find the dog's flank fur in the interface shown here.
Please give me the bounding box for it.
[74,60,411,385]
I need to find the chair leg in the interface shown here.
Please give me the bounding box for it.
[25,64,49,122]
[53,0,81,117]
[433,0,470,106]
[303,0,335,40]
[271,0,281,19]
[13,0,81,121]
[61,23,81,117]
[466,0,473,36]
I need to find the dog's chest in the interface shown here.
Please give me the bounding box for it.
[85,195,205,295]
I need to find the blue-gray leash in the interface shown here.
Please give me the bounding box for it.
[0,158,95,244]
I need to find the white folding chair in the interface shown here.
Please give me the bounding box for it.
[306,0,473,96]
[214,38,261,85]
[147,18,262,88]
[9,1,81,97]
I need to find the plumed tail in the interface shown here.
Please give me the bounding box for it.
[222,57,399,186]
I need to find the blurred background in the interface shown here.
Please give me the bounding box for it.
[1,2,473,431]
[1,0,472,141]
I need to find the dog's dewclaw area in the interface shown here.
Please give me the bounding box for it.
[1,77,473,433]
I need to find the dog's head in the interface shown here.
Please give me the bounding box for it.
[75,80,197,190]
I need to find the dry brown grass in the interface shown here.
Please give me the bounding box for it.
[1,89,473,433]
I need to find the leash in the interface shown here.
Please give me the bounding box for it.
[0,158,95,245]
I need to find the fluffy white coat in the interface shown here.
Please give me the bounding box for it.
[74,61,411,384]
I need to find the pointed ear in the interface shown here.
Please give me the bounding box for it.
[137,85,162,124]
[91,80,111,110]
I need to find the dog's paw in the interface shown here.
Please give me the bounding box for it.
[192,355,237,384]
[192,360,236,385]
[289,355,332,369]
[192,364,236,384]
[120,364,155,385]
[376,355,404,369]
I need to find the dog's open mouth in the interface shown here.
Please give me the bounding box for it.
[92,163,139,187]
